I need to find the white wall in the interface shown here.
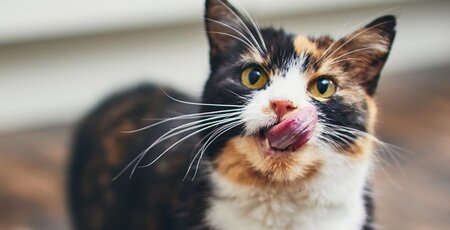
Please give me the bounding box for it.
[0,0,408,44]
[0,0,449,132]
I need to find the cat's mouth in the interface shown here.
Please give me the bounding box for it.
[257,106,318,154]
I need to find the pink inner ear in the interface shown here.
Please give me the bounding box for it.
[265,106,318,151]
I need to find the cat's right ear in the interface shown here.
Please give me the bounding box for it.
[204,0,245,57]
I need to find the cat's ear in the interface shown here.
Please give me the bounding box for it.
[204,0,249,58]
[337,15,396,95]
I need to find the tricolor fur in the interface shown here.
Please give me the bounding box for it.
[69,0,396,229]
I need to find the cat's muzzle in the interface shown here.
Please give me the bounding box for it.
[259,106,317,153]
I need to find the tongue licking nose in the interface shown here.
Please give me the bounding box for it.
[265,105,318,151]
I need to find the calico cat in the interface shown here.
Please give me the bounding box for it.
[69,0,396,229]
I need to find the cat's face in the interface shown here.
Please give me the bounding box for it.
[202,0,395,186]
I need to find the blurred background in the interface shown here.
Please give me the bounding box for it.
[0,0,449,229]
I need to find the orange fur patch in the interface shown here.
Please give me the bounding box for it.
[365,96,378,134]
[214,137,323,187]
[344,137,369,159]
[293,36,320,57]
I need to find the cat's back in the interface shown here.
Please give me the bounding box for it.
[68,84,200,229]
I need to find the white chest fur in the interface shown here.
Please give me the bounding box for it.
[205,152,371,230]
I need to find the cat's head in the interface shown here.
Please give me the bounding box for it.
[201,0,396,187]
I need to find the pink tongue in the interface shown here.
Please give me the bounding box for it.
[266,106,318,151]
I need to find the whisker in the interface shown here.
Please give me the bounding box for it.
[323,124,409,153]
[341,7,399,37]
[159,87,244,108]
[371,151,403,189]
[231,0,267,52]
[129,118,236,178]
[317,135,345,152]
[375,139,407,178]
[318,8,398,64]
[216,0,265,54]
[205,18,262,54]
[205,18,263,54]
[326,57,362,66]
[123,109,243,133]
[190,121,243,181]
[114,115,241,179]
[182,124,226,181]
[112,150,145,181]
[142,108,244,121]
[322,20,396,63]
[225,89,252,102]
[322,123,409,178]
[206,31,260,55]
[148,113,241,144]
[184,124,227,181]
[320,131,358,152]
[326,47,382,65]
[138,117,241,168]
[316,15,355,64]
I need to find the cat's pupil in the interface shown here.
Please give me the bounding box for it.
[317,79,329,94]
[248,69,261,84]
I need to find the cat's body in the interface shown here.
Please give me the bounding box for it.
[69,85,200,229]
[69,84,375,230]
[69,0,395,229]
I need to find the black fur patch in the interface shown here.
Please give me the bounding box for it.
[362,184,375,230]
[313,96,368,151]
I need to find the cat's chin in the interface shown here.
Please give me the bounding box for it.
[256,135,298,156]
[255,135,311,160]
[215,136,323,185]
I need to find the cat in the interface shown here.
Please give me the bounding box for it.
[68,0,396,229]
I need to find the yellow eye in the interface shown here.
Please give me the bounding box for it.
[240,66,268,89]
[308,77,337,98]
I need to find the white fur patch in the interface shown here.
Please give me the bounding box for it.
[241,61,311,135]
[206,146,372,230]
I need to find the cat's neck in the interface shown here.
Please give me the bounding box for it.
[204,157,372,230]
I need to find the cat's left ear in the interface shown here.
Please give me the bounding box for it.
[205,0,242,56]
[204,0,259,68]
[337,15,396,95]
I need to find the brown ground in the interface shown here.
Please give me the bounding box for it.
[0,66,449,229]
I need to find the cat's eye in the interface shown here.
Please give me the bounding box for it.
[240,66,268,89]
[308,77,337,98]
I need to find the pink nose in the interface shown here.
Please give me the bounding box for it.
[270,100,297,120]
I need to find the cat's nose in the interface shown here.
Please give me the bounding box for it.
[270,100,297,120]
